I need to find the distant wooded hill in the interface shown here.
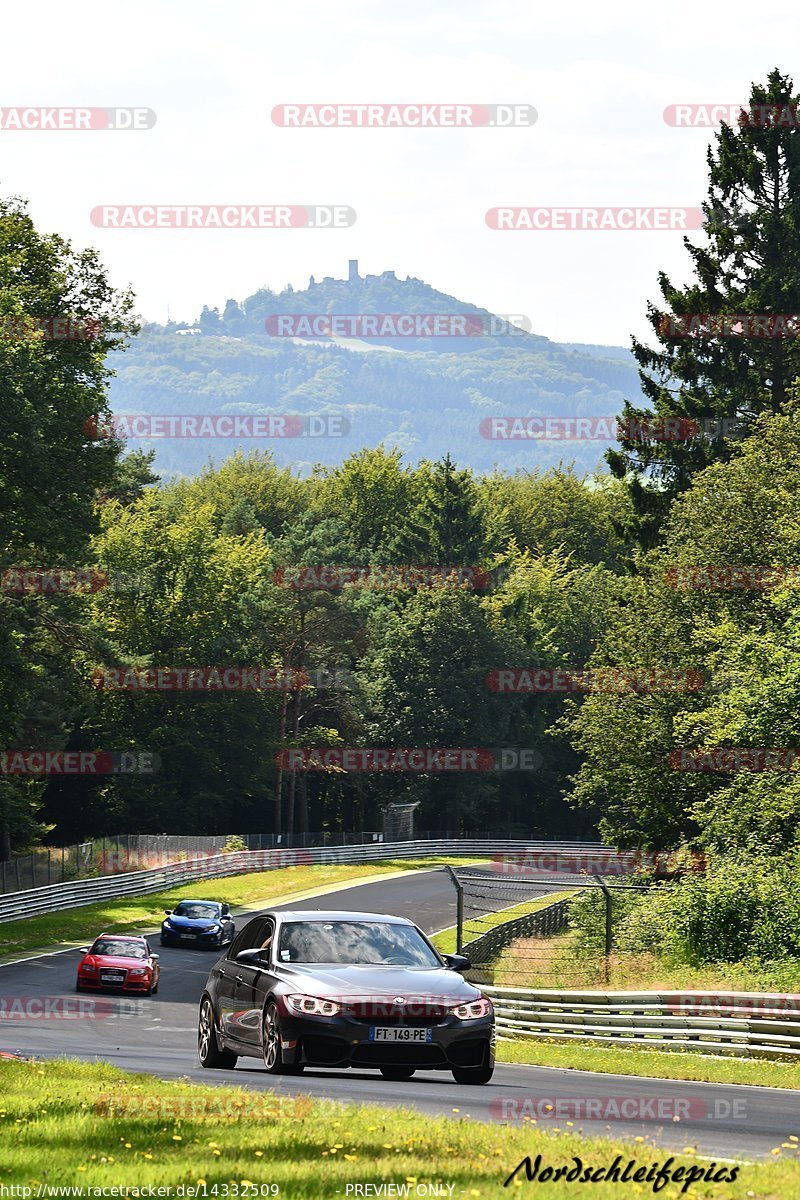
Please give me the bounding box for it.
[107,264,644,476]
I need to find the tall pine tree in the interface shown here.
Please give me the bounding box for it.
[609,69,800,544]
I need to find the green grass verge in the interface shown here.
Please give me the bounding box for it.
[497,1038,800,1090]
[431,891,572,955]
[2,1058,798,1194]
[488,930,800,993]
[0,858,482,960]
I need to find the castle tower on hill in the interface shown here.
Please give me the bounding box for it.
[348,259,359,282]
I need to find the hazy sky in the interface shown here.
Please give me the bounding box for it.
[1,0,794,345]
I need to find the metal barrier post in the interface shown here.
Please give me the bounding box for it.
[594,875,613,984]
[445,865,464,953]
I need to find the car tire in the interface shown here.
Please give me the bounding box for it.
[451,1064,494,1085]
[262,1001,304,1075]
[198,997,238,1069]
[379,1067,416,1080]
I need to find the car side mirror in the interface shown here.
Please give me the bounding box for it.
[236,948,268,967]
[222,906,230,916]
[164,909,172,916]
[78,947,90,954]
[151,954,159,961]
[444,953,471,973]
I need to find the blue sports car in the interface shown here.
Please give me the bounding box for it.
[161,900,235,948]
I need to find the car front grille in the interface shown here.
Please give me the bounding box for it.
[98,969,127,984]
[350,1043,448,1067]
[343,1002,449,1026]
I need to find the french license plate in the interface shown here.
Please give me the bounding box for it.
[180,933,197,939]
[369,1027,432,1043]
[100,972,124,983]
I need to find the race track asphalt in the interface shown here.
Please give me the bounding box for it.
[0,867,795,1160]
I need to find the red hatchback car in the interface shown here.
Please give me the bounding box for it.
[76,934,160,995]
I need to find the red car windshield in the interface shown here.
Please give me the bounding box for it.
[91,939,148,959]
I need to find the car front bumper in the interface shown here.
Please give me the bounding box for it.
[77,975,154,993]
[162,927,224,946]
[277,1008,495,1071]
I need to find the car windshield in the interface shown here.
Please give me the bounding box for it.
[173,902,219,920]
[277,921,441,967]
[92,939,147,959]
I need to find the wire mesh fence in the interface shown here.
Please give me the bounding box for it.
[0,828,484,892]
[453,866,656,988]
[1,830,607,894]
[0,835,233,894]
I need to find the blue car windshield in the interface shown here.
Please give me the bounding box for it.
[277,921,440,967]
[173,903,219,920]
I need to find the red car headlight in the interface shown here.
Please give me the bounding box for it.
[128,968,149,977]
[79,963,97,974]
[450,997,493,1020]
[284,994,341,1017]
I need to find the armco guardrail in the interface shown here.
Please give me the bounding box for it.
[463,898,571,966]
[485,986,800,1059]
[0,840,609,926]
[0,831,605,894]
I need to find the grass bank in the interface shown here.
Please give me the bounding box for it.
[431,891,571,956]
[490,933,800,993]
[1,1058,796,1194]
[497,1038,800,1090]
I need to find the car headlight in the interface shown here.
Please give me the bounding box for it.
[129,968,148,977]
[162,920,173,929]
[206,924,222,934]
[80,964,97,974]
[450,997,493,1020]
[284,993,341,1017]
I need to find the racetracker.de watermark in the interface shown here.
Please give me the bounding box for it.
[0,996,146,1020]
[0,751,158,775]
[486,668,705,693]
[490,1094,746,1121]
[264,313,531,337]
[664,103,800,128]
[98,847,312,873]
[479,417,719,441]
[94,1093,313,1118]
[85,414,349,439]
[272,565,490,590]
[0,316,102,340]
[0,107,155,130]
[665,992,800,1018]
[1,568,147,595]
[659,313,800,337]
[664,565,800,590]
[491,850,706,876]
[91,667,306,691]
[271,103,537,127]
[276,747,542,771]
[91,205,355,228]
[486,207,703,230]
[669,747,800,771]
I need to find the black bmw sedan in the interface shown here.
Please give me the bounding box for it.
[197,910,494,1083]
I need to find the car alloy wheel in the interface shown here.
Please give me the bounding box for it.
[262,1001,303,1075]
[198,997,238,1069]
